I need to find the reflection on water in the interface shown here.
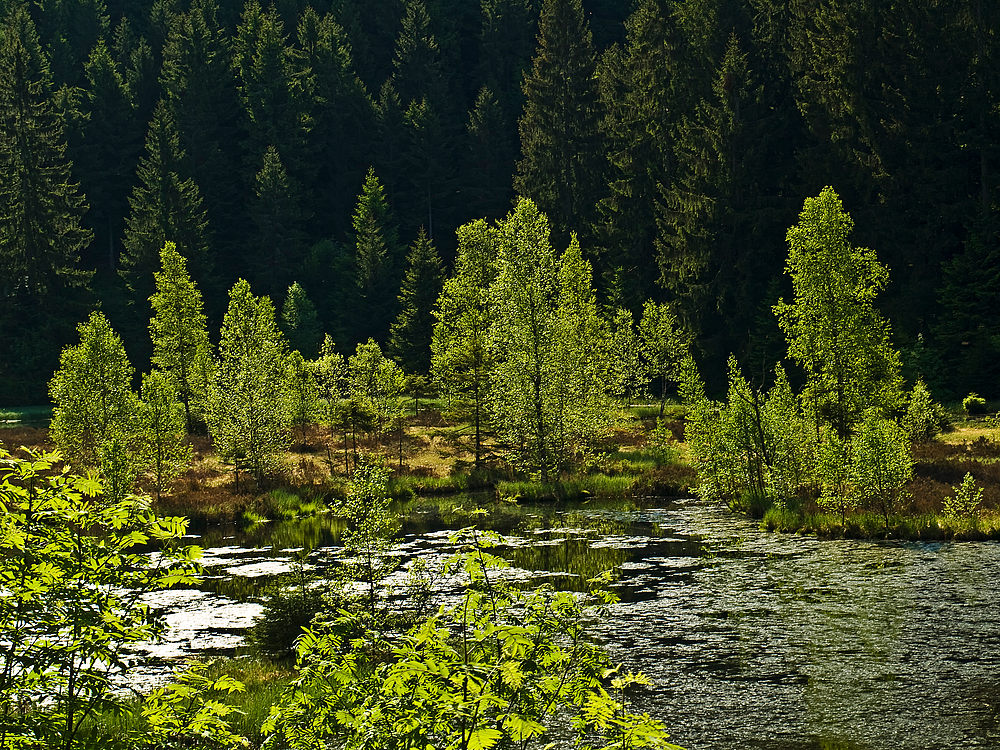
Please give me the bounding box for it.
[143,495,1000,750]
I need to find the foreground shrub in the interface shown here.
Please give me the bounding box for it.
[263,529,679,750]
[0,448,200,750]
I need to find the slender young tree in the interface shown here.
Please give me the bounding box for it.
[389,227,444,374]
[208,279,290,485]
[348,339,406,446]
[137,370,192,500]
[638,300,690,416]
[774,187,903,438]
[285,349,320,447]
[431,219,497,467]
[149,241,213,432]
[49,312,139,465]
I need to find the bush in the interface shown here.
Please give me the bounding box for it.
[943,472,983,518]
[904,379,944,442]
[963,392,988,416]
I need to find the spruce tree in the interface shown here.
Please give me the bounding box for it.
[656,34,771,334]
[293,7,372,238]
[160,0,244,262]
[0,6,92,401]
[352,168,403,344]
[121,101,210,302]
[208,279,290,485]
[149,241,213,433]
[281,281,322,357]
[465,86,516,220]
[78,39,141,273]
[514,0,603,249]
[389,228,444,374]
[0,5,92,299]
[250,145,308,299]
[236,3,307,184]
[392,0,445,108]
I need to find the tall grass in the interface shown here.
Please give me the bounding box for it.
[762,505,1000,540]
[497,474,642,502]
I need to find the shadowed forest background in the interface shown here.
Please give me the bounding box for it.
[1,0,998,402]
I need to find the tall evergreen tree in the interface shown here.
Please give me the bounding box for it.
[34,0,110,85]
[160,0,244,265]
[478,0,537,118]
[656,33,776,346]
[250,145,309,300]
[281,281,322,357]
[0,6,92,400]
[389,227,444,374]
[236,2,308,184]
[352,168,403,345]
[294,7,372,238]
[149,241,213,432]
[514,0,603,250]
[77,39,140,273]
[464,86,515,221]
[121,100,211,303]
[0,5,92,299]
[391,0,443,108]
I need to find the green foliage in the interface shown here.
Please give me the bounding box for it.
[339,459,398,618]
[488,200,618,478]
[606,308,645,404]
[49,311,140,465]
[774,187,903,438]
[638,300,691,415]
[137,370,191,500]
[262,528,677,750]
[850,411,913,526]
[943,472,983,519]
[389,227,445,374]
[431,219,497,466]
[347,339,405,442]
[149,241,214,432]
[904,378,943,443]
[208,279,291,485]
[138,665,248,750]
[285,349,320,446]
[963,392,988,416]
[0,448,201,750]
[681,357,810,508]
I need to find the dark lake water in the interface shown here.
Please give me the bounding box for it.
[144,495,1000,750]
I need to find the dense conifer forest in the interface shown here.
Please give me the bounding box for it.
[0,0,997,403]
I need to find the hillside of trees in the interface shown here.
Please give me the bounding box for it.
[1,0,998,403]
